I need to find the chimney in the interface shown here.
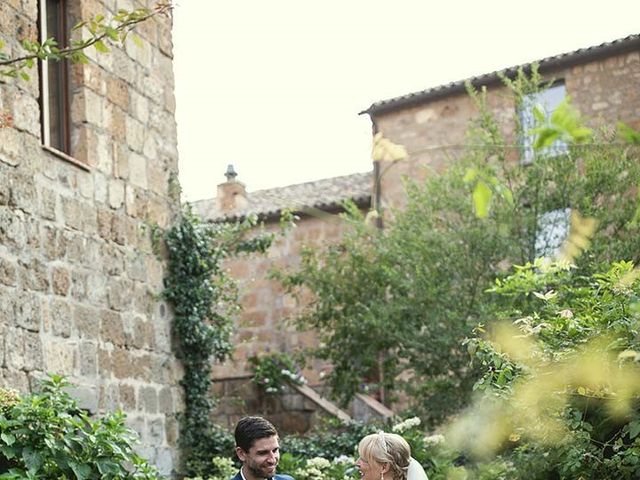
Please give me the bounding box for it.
[217,164,248,213]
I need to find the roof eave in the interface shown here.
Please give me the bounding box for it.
[361,35,640,117]
[206,194,372,224]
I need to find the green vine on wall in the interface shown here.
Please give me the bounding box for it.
[163,208,273,476]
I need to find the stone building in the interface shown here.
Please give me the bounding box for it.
[362,34,640,211]
[191,169,372,430]
[197,34,640,427]
[0,0,180,475]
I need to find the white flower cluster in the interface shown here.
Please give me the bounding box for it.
[423,434,445,446]
[295,457,332,480]
[391,416,421,433]
[281,368,308,385]
[332,455,352,465]
[307,457,331,469]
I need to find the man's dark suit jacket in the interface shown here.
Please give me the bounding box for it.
[231,470,294,480]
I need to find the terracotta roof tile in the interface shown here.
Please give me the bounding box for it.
[191,171,372,221]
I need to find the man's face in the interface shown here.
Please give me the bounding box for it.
[237,435,280,480]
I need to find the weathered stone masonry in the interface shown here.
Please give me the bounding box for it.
[0,0,181,475]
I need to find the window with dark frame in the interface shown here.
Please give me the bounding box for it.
[39,0,72,155]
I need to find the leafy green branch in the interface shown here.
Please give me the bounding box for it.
[0,1,173,80]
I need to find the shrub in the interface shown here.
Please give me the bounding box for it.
[0,374,160,479]
[274,67,640,425]
[248,352,306,395]
[447,260,640,478]
[282,418,379,460]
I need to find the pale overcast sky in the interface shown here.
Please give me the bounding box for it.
[172,1,640,202]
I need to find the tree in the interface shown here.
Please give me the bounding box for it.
[275,67,640,425]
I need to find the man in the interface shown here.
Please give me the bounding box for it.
[232,416,294,480]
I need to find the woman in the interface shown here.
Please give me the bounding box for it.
[355,431,428,480]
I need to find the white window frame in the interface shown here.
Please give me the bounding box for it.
[535,207,571,259]
[520,83,568,164]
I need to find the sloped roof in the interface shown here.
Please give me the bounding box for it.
[191,171,372,222]
[361,34,640,116]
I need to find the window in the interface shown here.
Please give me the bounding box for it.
[39,0,71,154]
[535,208,570,259]
[519,83,568,164]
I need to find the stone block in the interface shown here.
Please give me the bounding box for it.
[128,152,148,189]
[0,257,17,286]
[102,243,124,277]
[22,330,43,371]
[125,116,145,153]
[43,340,76,375]
[10,174,37,214]
[14,289,40,331]
[94,172,108,204]
[108,179,125,210]
[12,91,39,137]
[98,347,112,376]
[165,416,179,446]
[131,316,154,350]
[62,197,97,235]
[76,171,94,200]
[142,133,158,162]
[86,272,108,305]
[41,225,67,261]
[0,368,29,393]
[131,352,151,382]
[47,298,71,338]
[124,185,137,217]
[79,341,98,377]
[73,304,99,338]
[110,214,127,246]
[51,265,71,296]
[0,207,26,249]
[131,284,152,316]
[4,327,25,369]
[101,309,125,345]
[127,415,146,442]
[107,278,133,311]
[107,77,130,110]
[130,89,150,124]
[18,258,49,292]
[111,346,131,379]
[100,382,120,412]
[70,269,88,301]
[66,384,99,414]
[157,386,173,414]
[97,208,112,240]
[138,386,158,414]
[39,187,57,221]
[0,127,25,167]
[126,253,147,283]
[119,383,136,410]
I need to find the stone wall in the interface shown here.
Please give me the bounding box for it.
[372,48,640,210]
[0,0,181,475]
[214,213,354,385]
[211,375,332,434]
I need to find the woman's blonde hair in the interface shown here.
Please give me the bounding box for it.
[358,432,411,480]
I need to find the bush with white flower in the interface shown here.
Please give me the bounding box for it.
[293,455,357,480]
[185,456,237,480]
[392,416,421,433]
[249,352,307,395]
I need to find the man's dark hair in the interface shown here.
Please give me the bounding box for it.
[235,416,278,452]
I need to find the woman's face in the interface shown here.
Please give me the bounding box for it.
[355,455,384,480]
